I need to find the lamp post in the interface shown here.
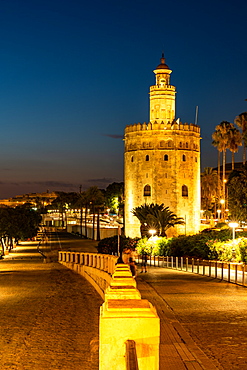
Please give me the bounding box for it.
[217,209,221,220]
[229,222,238,241]
[220,199,225,220]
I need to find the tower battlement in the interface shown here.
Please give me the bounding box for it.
[125,121,200,134]
[150,85,176,91]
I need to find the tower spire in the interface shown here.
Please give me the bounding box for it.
[149,54,176,124]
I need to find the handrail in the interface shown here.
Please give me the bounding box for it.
[138,255,247,287]
[125,340,139,370]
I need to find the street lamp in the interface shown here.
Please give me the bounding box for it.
[149,229,156,238]
[217,209,221,220]
[229,222,239,241]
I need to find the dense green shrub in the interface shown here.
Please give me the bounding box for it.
[206,237,247,262]
[136,237,172,256]
[97,229,247,262]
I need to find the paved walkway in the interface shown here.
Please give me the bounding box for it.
[0,235,102,370]
[136,266,247,370]
[1,233,247,369]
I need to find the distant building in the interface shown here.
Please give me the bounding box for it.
[124,54,201,237]
[0,191,59,208]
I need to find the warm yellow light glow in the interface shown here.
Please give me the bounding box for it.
[229,222,238,228]
[149,229,156,237]
[220,199,225,204]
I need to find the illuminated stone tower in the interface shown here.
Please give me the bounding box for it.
[124,54,201,237]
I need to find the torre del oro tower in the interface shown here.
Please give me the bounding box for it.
[124,54,201,238]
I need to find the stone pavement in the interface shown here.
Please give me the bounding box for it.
[0,236,102,370]
[136,266,247,370]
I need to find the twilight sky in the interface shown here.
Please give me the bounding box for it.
[0,0,246,199]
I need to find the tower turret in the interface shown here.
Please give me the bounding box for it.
[149,53,176,124]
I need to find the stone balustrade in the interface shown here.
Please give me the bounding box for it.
[58,252,160,370]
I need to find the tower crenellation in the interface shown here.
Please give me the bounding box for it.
[124,54,201,238]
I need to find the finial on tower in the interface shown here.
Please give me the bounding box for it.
[156,52,169,69]
[161,52,165,64]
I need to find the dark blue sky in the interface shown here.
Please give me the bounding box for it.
[0,0,246,198]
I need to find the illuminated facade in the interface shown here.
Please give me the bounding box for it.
[124,54,201,237]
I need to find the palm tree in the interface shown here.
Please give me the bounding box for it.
[212,129,223,201]
[131,203,164,237]
[212,121,233,216]
[131,203,184,237]
[228,127,242,170]
[234,112,247,164]
[75,191,88,237]
[201,167,218,213]
[156,207,184,237]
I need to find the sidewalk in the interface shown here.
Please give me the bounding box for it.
[136,266,247,370]
[137,273,220,370]
[1,241,44,260]
[0,237,102,370]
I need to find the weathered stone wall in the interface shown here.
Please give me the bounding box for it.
[124,122,201,237]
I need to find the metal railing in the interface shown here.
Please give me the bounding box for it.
[137,255,247,287]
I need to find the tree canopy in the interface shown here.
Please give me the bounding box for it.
[228,164,247,222]
[0,205,42,255]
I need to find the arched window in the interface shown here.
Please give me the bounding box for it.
[186,142,189,148]
[182,185,188,197]
[165,173,168,178]
[179,142,182,148]
[144,185,151,196]
[146,155,150,161]
[164,154,168,161]
[168,140,172,147]
[182,154,186,161]
[160,140,165,148]
[131,156,134,162]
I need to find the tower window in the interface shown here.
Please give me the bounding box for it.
[144,185,151,196]
[179,142,182,148]
[164,154,168,161]
[186,142,189,148]
[182,154,186,161]
[131,156,134,162]
[160,140,165,148]
[195,157,197,162]
[182,185,188,197]
[146,155,150,161]
[165,173,168,178]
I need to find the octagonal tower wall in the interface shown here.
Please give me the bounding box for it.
[124,121,201,238]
